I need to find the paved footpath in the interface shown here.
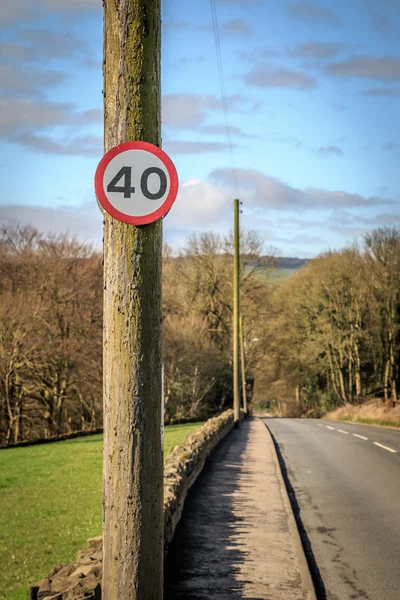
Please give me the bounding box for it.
[165,418,316,600]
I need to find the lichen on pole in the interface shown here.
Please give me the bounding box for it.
[102,1,163,599]
[240,315,248,417]
[233,199,241,426]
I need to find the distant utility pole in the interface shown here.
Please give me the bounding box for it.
[102,2,163,600]
[233,199,241,426]
[240,315,248,417]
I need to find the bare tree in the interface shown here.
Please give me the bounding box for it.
[364,227,400,407]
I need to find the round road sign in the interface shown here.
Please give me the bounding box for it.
[95,141,178,225]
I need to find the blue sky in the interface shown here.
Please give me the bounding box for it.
[1,0,400,257]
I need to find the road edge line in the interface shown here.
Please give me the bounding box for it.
[260,419,317,600]
[373,442,397,453]
[323,418,400,432]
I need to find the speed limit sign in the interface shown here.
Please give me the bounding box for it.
[94,141,178,225]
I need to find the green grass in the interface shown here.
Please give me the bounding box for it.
[0,422,204,600]
[163,422,205,456]
[268,268,297,281]
[338,415,400,429]
[243,265,298,282]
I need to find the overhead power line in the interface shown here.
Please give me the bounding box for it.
[209,0,239,194]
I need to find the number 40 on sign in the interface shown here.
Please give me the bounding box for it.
[94,141,179,225]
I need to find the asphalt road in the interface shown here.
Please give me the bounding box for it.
[263,418,400,600]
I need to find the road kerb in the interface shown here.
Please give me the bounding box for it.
[261,419,317,600]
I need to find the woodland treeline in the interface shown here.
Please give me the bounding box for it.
[0,225,270,445]
[262,227,400,416]
[1,224,398,445]
[0,227,103,445]
[162,232,271,422]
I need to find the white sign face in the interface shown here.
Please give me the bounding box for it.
[94,141,178,225]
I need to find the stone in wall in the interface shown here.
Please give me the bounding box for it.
[29,410,234,600]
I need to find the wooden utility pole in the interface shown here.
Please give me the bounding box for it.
[239,315,248,417]
[102,2,163,600]
[233,199,240,426]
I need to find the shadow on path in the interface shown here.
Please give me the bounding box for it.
[164,424,264,600]
[265,422,327,600]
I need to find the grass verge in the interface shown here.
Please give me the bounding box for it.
[0,421,204,600]
[325,400,400,430]
[337,415,400,429]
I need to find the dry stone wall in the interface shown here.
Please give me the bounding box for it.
[29,410,234,600]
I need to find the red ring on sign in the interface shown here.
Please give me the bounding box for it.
[94,141,179,225]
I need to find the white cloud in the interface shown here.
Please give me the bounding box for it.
[211,168,391,209]
[382,142,400,152]
[0,97,102,137]
[200,124,257,138]
[326,55,400,81]
[162,94,249,129]
[287,2,340,24]
[1,172,398,256]
[286,41,348,59]
[0,201,103,245]
[0,0,100,24]
[10,132,103,157]
[372,14,397,35]
[0,29,87,61]
[361,87,400,96]
[317,146,343,156]
[168,171,394,241]
[216,0,262,4]
[167,179,232,228]
[222,19,253,38]
[164,140,235,155]
[244,64,317,89]
[0,98,71,135]
[0,64,66,97]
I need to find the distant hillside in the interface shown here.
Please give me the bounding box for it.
[277,257,311,270]
[252,256,310,269]
[249,256,311,281]
[170,254,311,280]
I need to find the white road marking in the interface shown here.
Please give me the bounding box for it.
[373,442,397,454]
[318,424,324,427]
[320,424,396,453]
